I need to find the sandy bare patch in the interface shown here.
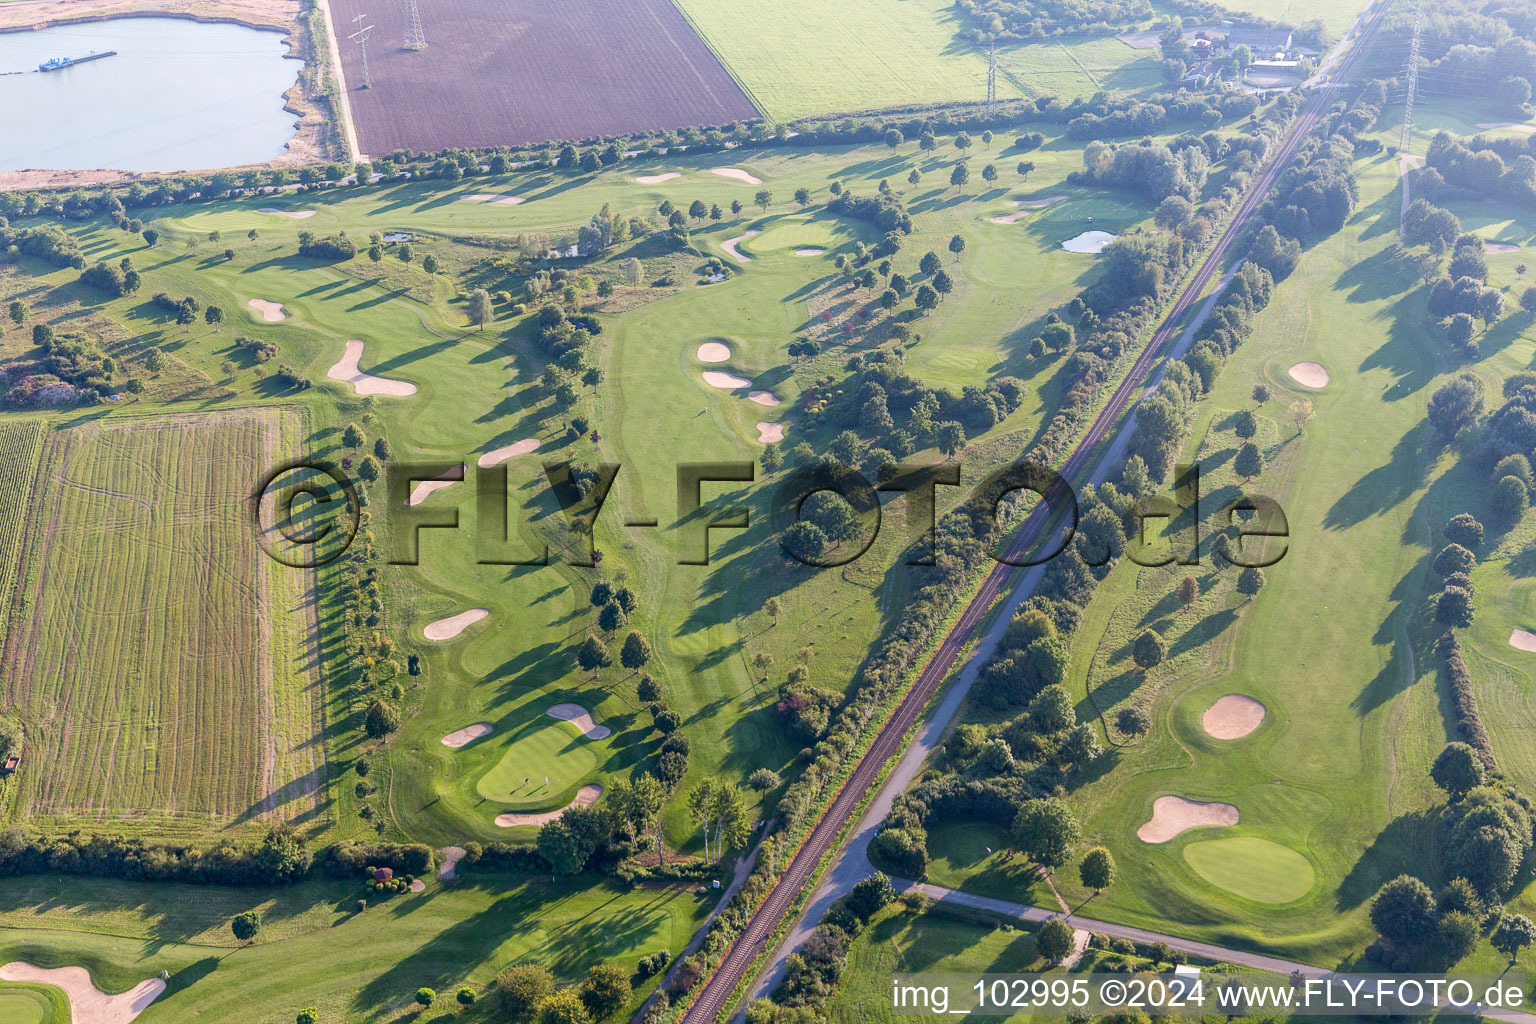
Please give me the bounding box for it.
[634,172,681,184]
[1487,242,1521,253]
[721,230,760,263]
[407,479,461,506]
[756,422,785,443]
[247,298,286,322]
[697,341,732,362]
[495,784,604,827]
[410,878,426,892]
[1017,194,1068,208]
[424,608,487,640]
[1288,361,1329,388]
[1477,122,1536,133]
[794,248,825,256]
[548,702,611,740]
[1202,695,1267,739]
[441,722,493,748]
[438,845,466,879]
[258,207,315,219]
[1137,796,1239,843]
[703,370,752,389]
[1510,629,1536,652]
[477,438,541,468]
[327,340,417,397]
[712,167,763,184]
[0,962,165,1024]
[461,193,525,205]
[748,391,780,406]
[989,211,1030,224]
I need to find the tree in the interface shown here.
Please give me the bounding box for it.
[1253,384,1271,404]
[848,872,896,920]
[498,964,555,1021]
[422,254,439,274]
[919,251,942,277]
[1437,910,1480,967]
[1288,399,1313,435]
[458,988,478,1007]
[1234,442,1262,480]
[884,127,904,148]
[949,234,966,262]
[1016,160,1034,179]
[297,1008,320,1024]
[1493,914,1536,963]
[754,190,773,212]
[7,301,27,330]
[621,631,652,671]
[468,288,494,330]
[1011,797,1080,869]
[1233,409,1257,439]
[1493,475,1528,526]
[1432,743,1485,800]
[949,162,969,192]
[373,436,392,461]
[764,595,781,624]
[364,699,399,737]
[1176,575,1199,606]
[1444,513,1484,549]
[1434,543,1476,578]
[1038,918,1074,964]
[981,163,997,183]
[689,199,708,220]
[577,635,611,672]
[1370,874,1437,947]
[749,767,781,790]
[1116,705,1151,736]
[580,964,632,1020]
[783,520,828,562]
[794,187,811,208]
[908,168,921,185]
[538,987,593,1024]
[231,910,261,944]
[932,270,953,299]
[1436,585,1475,628]
[142,228,159,247]
[356,454,381,483]
[342,422,365,448]
[914,284,939,313]
[204,305,223,326]
[1446,312,1475,351]
[935,420,965,458]
[1132,629,1166,670]
[598,601,627,633]
[1079,846,1116,893]
[416,988,437,1008]
[1236,566,1265,597]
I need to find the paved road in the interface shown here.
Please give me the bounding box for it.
[679,5,1396,1024]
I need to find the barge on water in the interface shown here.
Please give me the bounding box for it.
[37,50,116,72]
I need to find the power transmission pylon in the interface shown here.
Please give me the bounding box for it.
[986,38,997,118]
[1398,7,1423,155]
[349,13,373,89]
[402,0,426,51]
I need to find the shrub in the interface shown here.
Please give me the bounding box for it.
[749,768,782,791]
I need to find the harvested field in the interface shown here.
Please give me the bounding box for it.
[327,0,758,154]
[0,411,322,828]
[1137,796,1239,844]
[494,784,604,828]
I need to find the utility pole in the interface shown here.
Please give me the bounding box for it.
[1398,7,1423,155]
[349,13,373,89]
[986,38,997,118]
[402,0,425,51]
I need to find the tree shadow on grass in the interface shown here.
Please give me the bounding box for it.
[1335,808,1440,911]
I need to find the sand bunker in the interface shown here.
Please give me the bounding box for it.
[327,339,418,397]
[756,422,785,443]
[712,167,763,184]
[1137,796,1239,844]
[1487,241,1521,253]
[794,248,825,256]
[721,230,760,263]
[991,195,1069,223]
[0,962,165,1024]
[1061,230,1117,253]
[247,298,286,322]
[1510,629,1536,652]
[548,703,611,740]
[438,845,466,879]
[634,172,681,184]
[1017,194,1068,208]
[441,723,494,748]
[1288,361,1329,388]
[989,211,1031,224]
[407,479,461,506]
[748,391,780,406]
[410,879,426,892]
[461,193,525,205]
[477,439,541,468]
[495,784,604,828]
[424,608,487,640]
[1202,695,1267,739]
[258,207,315,219]
[703,370,752,389]
[697,341,732,362]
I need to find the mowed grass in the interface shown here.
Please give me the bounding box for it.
[1212,0,1374,37]
[477,716,599,809]
[0,410,323,834]
[0,872,709,1024]
[1182,837,1316,904]
[0,984,66,1024]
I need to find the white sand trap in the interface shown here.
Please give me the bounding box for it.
[712,167,763,184]
[1487,242,1521,253]
[410,878,426,892]
[989,211,1030,224]
[1477,122,1536,133]
[441,722,494,748]
[1202,694,1267,739]
[408,479,461,506]
[495,784,604,828]
[258,207,315,219]
[748,391,780,406]
[548,703,611,740]
[461,193,525,205]
[477,438,541,468]
[1017,194,1068,208]
[0,962,165,1024]
[697,341,732,362]
[756,422,785,443]
[1510,629,1536,652]
[247,298,286,322]
[1288,361,1329,388]
[634,172,681,184]
[794,248,825,256]
[721,230,760,263]
[327,339,418,397]
[438,845,466,879]
[423,608,487,640]
[1137,796,1239,844]
[703,370,752,389]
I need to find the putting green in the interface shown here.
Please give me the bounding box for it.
[476,717,598,809]
[747,214,867,253]
[1183,837,1315,904]
[0,983,66,1023]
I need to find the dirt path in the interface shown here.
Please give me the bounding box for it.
[0,962,165,1024]
[438,845,466,879]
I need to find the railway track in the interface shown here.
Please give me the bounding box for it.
[680,6,1394,1022]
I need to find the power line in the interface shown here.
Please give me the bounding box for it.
[402,0,426,51]
[1398,7,1424,155]
[348,13,373,89]
[986,37,997,118]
